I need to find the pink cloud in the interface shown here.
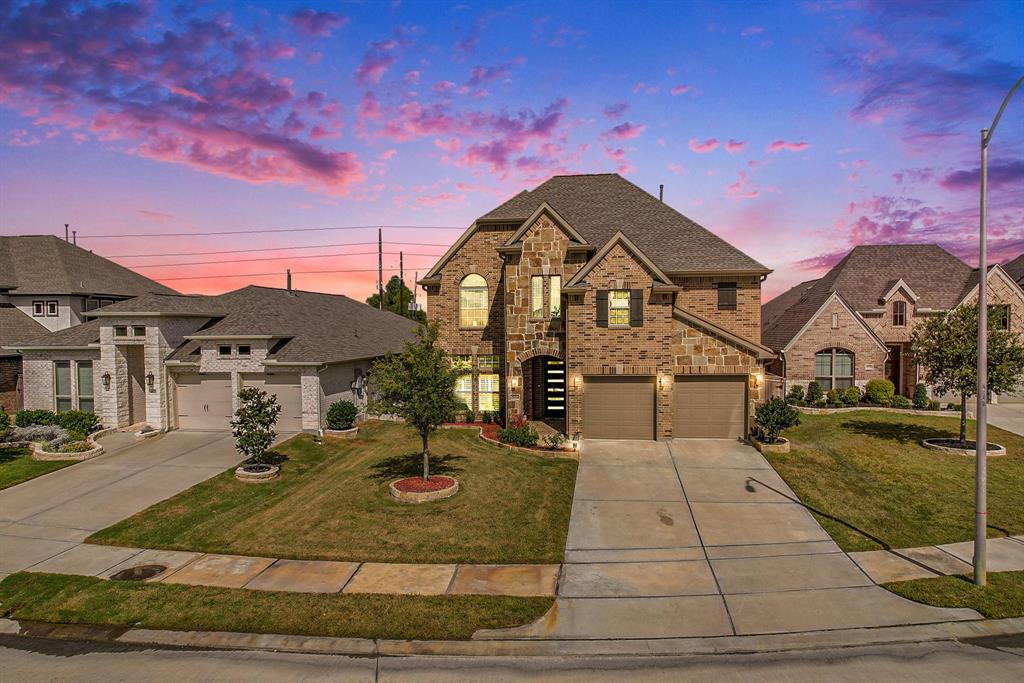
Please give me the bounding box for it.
[724,139,746,154]
[602,121,646,141]
[726,171,760,200]
[379,149,397,160]
[632,82,659,95]
[603,102,628,119]
[467,57,525,86]
[667,162,687,175]
[433,80,456,92]
[434,137,462,154]
[766,139,810,153]
[670,85,690,96]
[404,70,421,84]
[354,39,398,85]
[601,145,633,174]
[357,92,381,121]
[689,137,719,153]
[288,9,348,38]
[741,26,765,37]
[138,209,174,222]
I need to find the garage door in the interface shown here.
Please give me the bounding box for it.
[176,373,233,431]
[674,376,746,439]
[243,374,304,432]
[582,376,655,439]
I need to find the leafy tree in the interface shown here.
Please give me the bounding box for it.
[911,303,1024,443]
[231,387,281,464]
[755,397,801,443]
[366,275,427,323]
[368,323,461,479]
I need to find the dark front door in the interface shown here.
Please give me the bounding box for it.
[885,345,901,394]
[544,359,566,418]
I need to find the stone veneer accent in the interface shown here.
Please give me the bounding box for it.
[0,357,21,413]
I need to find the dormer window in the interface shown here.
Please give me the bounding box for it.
[892,300,907,327]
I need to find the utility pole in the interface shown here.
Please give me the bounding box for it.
[72,230,77,246]
[377,227,383,310]
[64,224,69,241]
[974,74,1023,587]
[399,251,405,318]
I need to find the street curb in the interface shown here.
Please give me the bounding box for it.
[2,616,1023,658]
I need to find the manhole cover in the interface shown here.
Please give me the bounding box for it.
[110,564,167,581]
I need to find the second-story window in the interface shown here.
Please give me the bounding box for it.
[990,304,1010,331]
[46,300,59,317]
[608,290,630,326]
[530,276,544,319]
[459,274,488,328]
[717,283,737,311]
[892,300,907,327]
[550,275,561,317]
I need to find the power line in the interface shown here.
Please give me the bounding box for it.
[130,251,443,269]
[107,241,453,259]
[156,266,412,283]
[77,224,465,239]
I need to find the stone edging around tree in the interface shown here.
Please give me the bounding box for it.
[921,439,1007,457]
[752,437,790,454]
[31,429,108,462]
[389,476,459,503]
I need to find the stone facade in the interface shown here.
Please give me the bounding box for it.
[0,357,21,413]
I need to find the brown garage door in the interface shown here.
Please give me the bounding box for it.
[582,376,655,439]
[176,373,233,430]
[243,374,304,432]
[674,376,747,438]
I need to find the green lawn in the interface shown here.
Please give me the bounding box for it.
[763,411,1023,552]
[0,445,75,490]
[89,421,578,564]
[0,572,550,640]
[885,571,1024,619]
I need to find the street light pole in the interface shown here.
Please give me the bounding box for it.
[975,74,1023,587]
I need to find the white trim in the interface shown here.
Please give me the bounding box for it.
[781,291,888,354]
[957,264,1024,306]
[564,231,675,288]
[502,202,588,246]
[881,278,920,303]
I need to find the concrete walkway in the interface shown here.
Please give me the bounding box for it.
[852,535,1024,583]
[481,439,981,640]
[989,403,1024,437]
[0,430,241,578]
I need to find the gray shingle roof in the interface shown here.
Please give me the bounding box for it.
[762,244,974,351]
[0,306,49,355]
[87,292,227,317]
[14,320,102,349]
[479,174,768,273]
[0,235,178,296]
[762,279,818,330]
[1004,253,1024,286]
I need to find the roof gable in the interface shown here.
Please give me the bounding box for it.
[503,202,588,246]
[781,291,888,354]
[563,231,676,289]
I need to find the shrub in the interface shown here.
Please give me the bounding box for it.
[6,424,68,444]
[542,432,566,450]
[498,417,539,448]
[55,410,100,434]
[842,387,861,406]
[928,400,941,411]
[946,402,958,411]
[826,388,842,406]
[786,385,804,404]
[805,381,823,404]
[913,383,929,410]
[230,387,281,464]
[0,412,9,439]
[864,379,895,406]
[891,395,912,409]
[60,441,93,454]
[814,398,827,408]
[15,409,56,427]
[326,400,358,430]
[755,397,801,443]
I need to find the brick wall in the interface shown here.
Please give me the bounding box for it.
[0,357,20,413]
[672,275,763,342]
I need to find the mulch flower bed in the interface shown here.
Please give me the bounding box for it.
[446,421,500,440]
[392,475,457,493]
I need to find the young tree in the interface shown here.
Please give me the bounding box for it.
[911,303,1024,443]
[368,322,461,479]
[231,387,282,464]
[366,275,427,323]
[755,397,801,443]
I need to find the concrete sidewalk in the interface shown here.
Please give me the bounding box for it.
[0,430,241,578]
[852,536,1024,583]
[989,403,1024,437]
[481,439,981,640]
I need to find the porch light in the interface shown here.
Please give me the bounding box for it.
[510,376,519,389]
[572,375,581,389]
[102,372,111,390]
[146,371,155,390]
[753,370,764,386]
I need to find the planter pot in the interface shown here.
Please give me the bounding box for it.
[323,426,358,439]
[234,463,280,483]
[921,438,1006,457]
[32,442,104,461]
[754,437,790,454]
[389,476,459,503]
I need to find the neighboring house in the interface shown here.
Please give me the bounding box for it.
[6,286,419,432]
[419,173,774,440]
[762,244,1024,400]
[1005,252,1024,289]
[0,235,177,412]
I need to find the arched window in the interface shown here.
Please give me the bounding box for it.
[815,348,854,390]
[459,274,488,328]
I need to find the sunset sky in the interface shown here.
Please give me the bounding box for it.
[1,0,1022,303]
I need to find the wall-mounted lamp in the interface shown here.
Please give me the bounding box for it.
[572,375,581,389]
[657,375,666,390]
[146,371,155,391]
[510,376,519,390]
[572,431,581,451]
[102,372,111,390]
[753,370,764,386]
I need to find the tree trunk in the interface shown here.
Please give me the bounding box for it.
[960,393,968,444]
[421,431,430,480]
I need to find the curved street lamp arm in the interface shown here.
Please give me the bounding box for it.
[985,75,1024,145]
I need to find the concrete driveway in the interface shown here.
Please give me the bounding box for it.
[0,431,240,576]
[989,403,1024,437]
[485,438,980,640]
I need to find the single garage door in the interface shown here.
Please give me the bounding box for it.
[674,376,746,439]
[176,373,233,430]
[582,376,655,439]
[243,374,304,432]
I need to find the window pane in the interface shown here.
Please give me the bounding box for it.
[78,398,94,413]
[455,374,473,411]
[834,353,853,377]
[717,283,737,310]
[218,345,231,356]
[478,373,499,411]
[77,361,93,405]
[815,353,832,377]
[531,276,544,318]
[114,326,127,337]
[56,398,72,413]
[133,326,146,337]
[54,361,71,396]
[459,276,488,328]
[550,276,561,317]
[835,378,853,390]
[452,355,472,370]
[816,378,832,391]
[609,290,630,325]
[238,345,251,356]
[478,355,498,371]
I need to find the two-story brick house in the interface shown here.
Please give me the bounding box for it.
[762,244,1024,399]
[419,174,775,440]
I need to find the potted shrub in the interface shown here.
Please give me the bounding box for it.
[325,399,359,437]
[754,397,800,453]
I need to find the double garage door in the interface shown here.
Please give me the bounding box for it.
[580,375,746,440]
[175,373,304,431]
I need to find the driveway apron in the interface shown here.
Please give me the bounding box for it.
[484,438,980,640]
[0,431,240,577]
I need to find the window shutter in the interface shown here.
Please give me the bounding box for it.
[596,290,608,327]
[629,289,643,327]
